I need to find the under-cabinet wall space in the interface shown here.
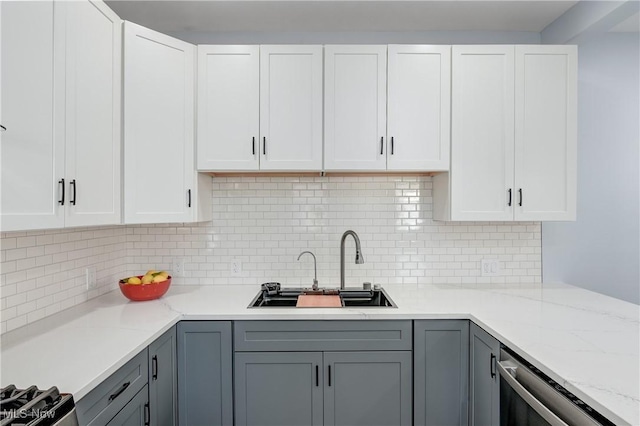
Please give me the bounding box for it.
[129,175,541,288]
[0,226,130,334]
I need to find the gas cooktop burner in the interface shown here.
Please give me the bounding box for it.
[0,385,78,426]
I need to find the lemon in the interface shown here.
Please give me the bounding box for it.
[127,276,142,285]
[146,269,159,276]
[153,274,166,283]
[157,271,169,278]
[141,274,153,284]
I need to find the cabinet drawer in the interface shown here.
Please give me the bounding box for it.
[77,349,148,426]
[234,321,412,351]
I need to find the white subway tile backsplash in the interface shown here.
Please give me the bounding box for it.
[1,175,541,333]
[1,225,129,333]
[130,177,540,285]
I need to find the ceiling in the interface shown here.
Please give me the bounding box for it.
[105,1,579,34]
[610,11,639,32]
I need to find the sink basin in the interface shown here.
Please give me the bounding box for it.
[248,286,397,308]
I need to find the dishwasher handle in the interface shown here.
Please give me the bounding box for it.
[498,360,569,426]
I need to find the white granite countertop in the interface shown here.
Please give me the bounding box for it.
[1,283,638,425]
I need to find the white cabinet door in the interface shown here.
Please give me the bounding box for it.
[64,0,121,227]
[259,45,323,171]
[124,22,197,224]
[324,45,387,171]
[450,45,515,221]
[387,45,450,171]
[515,45,577,221]
[197,46,259,171]
[0,1,65,231]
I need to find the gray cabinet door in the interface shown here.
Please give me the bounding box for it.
[107,386,149,426]
[323,351,412,426]
[470,322,500,426]
[414,320,469,426]
[234,351,324,426]
[177,321,233,426]
[149,326,177,426]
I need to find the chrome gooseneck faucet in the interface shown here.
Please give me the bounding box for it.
[297,251,318,290]
[340,230,364,290]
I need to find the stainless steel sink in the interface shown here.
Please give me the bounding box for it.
[248,284,397,308]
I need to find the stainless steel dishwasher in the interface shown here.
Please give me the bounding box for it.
[499,348,617,426]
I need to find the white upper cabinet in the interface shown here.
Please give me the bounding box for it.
[124,22,210,224]
[433,45,577,222]
[450,45,515,221]
[197,45,259,171]
[387,45,451,172]
[1,1,64,231]
[259,45,323,171]
[1,0,122,232]
[515,45,577,221]
[63,0,121,227]
[197,45,322,172]
[324,45,387,171]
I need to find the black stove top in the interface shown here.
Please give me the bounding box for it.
[0,385,77,426]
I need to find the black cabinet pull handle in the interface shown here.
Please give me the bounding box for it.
[58,179,65,205]
[391,137,394,155]
[518,188,523,206]
[490,354,496,379]
[263,137,266,155]
[0,125,6,131]
[108,381,130,403]
[152,355,158,380]
[508,189,512,207]
[380,137,384,155]
[328,365,332,387]
[144,402,150,426]
[70,179,77,206]
[315,365,319,387]
[187,189,191,208]
[252,137,256,155]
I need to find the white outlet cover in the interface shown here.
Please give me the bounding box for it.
[86,267,97,290]
[481,259,500,277]
[231,259,242,276]
[172,258,185,277]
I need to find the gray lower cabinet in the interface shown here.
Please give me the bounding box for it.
[324,351,412,426]
[414,320,470,426]
[78,319,506,426]
[233,321,412,426]
[470,322,500,426]
[235,352,324,426]
[234,351,411,426]
[148,326,177,426]
[107,385,150,426]
[177,321,233,426]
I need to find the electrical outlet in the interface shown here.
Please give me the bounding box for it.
[231,259,242,276]
[481,259,500,277]
[86,267,97,290]
[173,258,185,277]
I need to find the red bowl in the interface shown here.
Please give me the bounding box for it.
[119,276,171,301]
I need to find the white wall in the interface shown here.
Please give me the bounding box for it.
[542,32,640,304]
